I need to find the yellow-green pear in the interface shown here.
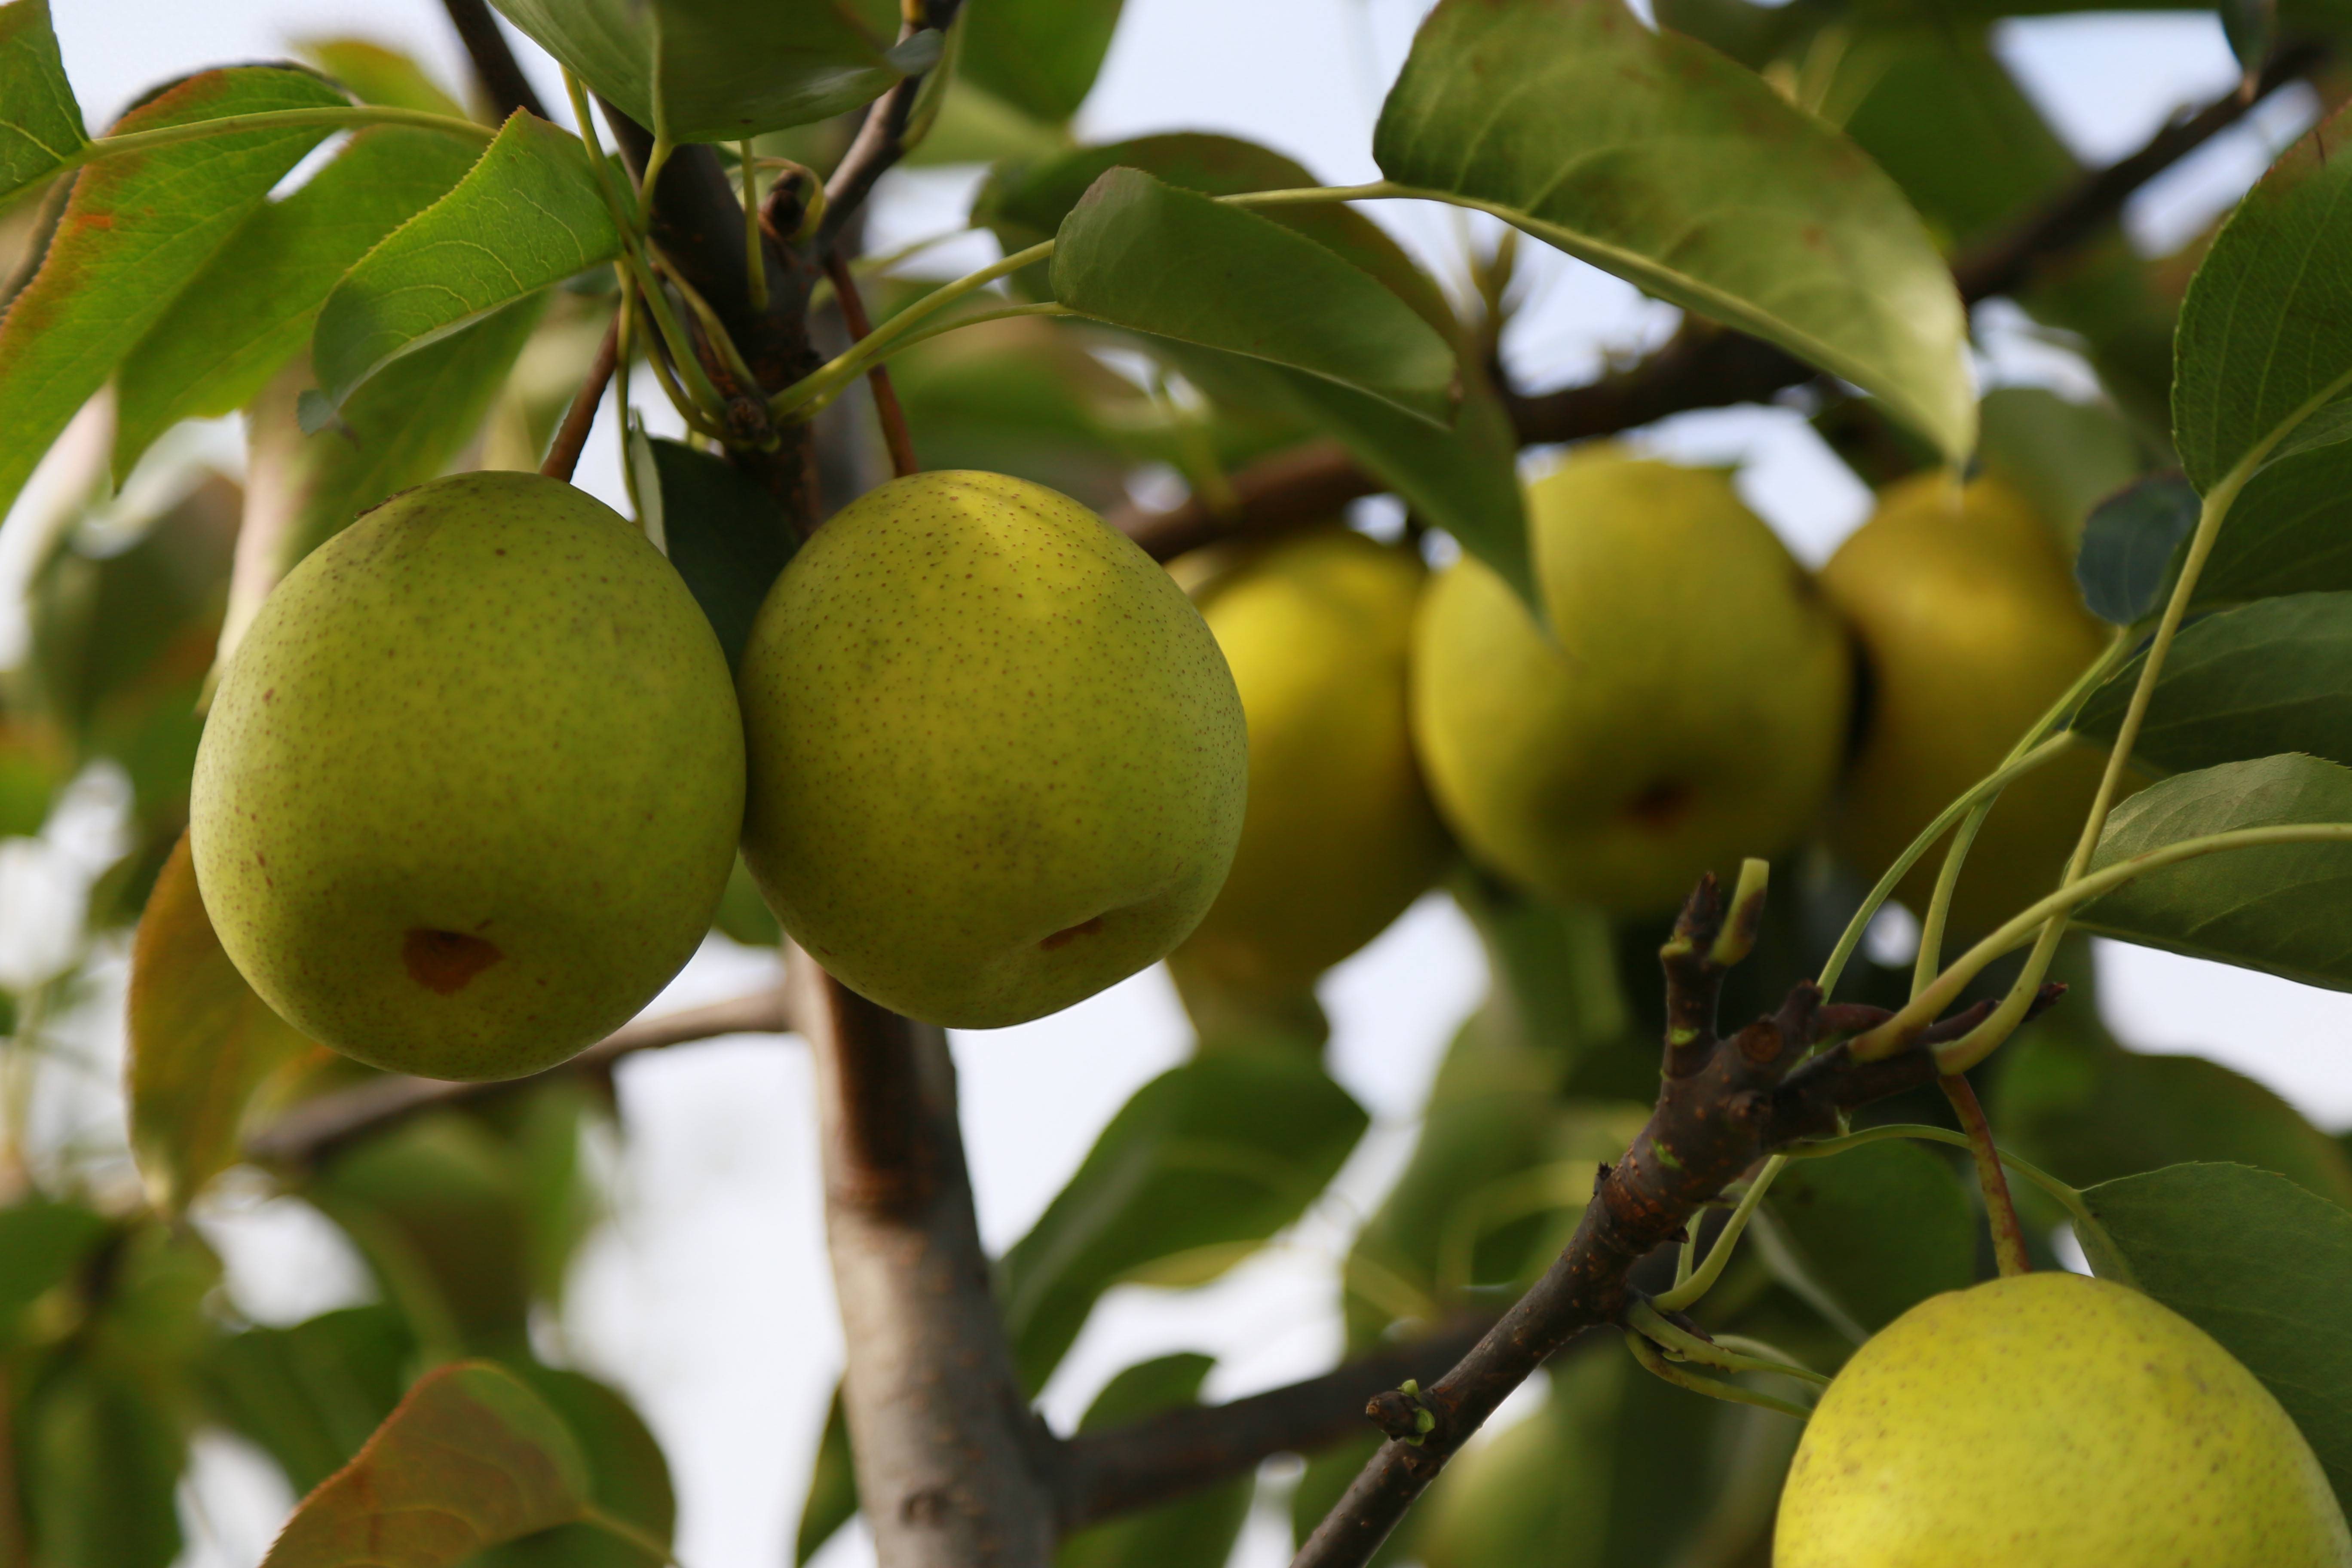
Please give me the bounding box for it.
[1166,528,1451,1008]
[1822,473,2113,940]
[1777,1272,2350,1566]
[1410,449,1851,915]
[738,471,1246,1029]
[191,472,744,1082]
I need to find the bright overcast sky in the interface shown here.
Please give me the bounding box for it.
[13,5,2350,1568]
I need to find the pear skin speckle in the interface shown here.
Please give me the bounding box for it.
[737,471,1247,1028]
[190,471,744,1081]
[1776,1272,2352,1567]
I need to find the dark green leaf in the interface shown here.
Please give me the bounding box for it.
[261,1360,592,1568]
[113,125,481,473]
[24,1358,187,1568]
[0,0,83,205]
[2173,99,2352,493]
[2076,473,2199,624]
[127,831,316,1214]
[0,65,350,522]
[629,430,798,671]
[998,1043,1366,1389]
[1997,1021,2352,1209]
[960,0,1124,123]
[0,1197,107,1334]
[2193,399,2352,605]
[1976,386,2144,551]
[1375,0,1972,459]
[201,1305,417,1494]
[792,1386,856,1566]
[1050,168,1458,427]
[310,112,614,414]
[488,0,935,142]
[1761,1139,1978,1334]
[714,855,782,945]
[2077,593,2352,775]
[2085,1163,2352,1510]
[2076,753,2352,991]
[1058,1354,1251,1568]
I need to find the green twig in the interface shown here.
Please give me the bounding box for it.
[1780,1122,2095,1235]
[1623,1332,1813,1420]
[1651,1158,1783,1313]
[740,141,769,313]
[1628,1300,1829,1387]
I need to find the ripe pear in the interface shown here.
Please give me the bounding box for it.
[191,472,744,1082]
[1777,1271,2350,1566]
[738,471,1246,1029]
[1165,529,1451,1011]
[1410,449,1851,915]
[1822,473,2113,940]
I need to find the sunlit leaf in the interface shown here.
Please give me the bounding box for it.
[0,65,350,523]
[297,38,468,118]
[2076,752,2352,990]
[488,0,937,142]
[309,112,615,415]
[1050,168,1459,428]
[263,1361,592,1568]
[126,831,316,1214]
[477,1366,675,1568]
[2076,593,2352,774]
[0,0,83,205]
[1374,0,1974,459]
[2086,1163,2352,1511]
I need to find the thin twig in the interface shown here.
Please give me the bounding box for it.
[540,314,622,481]
[244,984,794,1167]
[1942,1074,2032,1277]
[824,249,920,478]
[1106,40,2333,561]
[816,0,968,251]
[437,0,548,121]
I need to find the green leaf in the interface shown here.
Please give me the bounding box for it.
[126,830,316,1215]
[202,1305,417,1495]
[262,1361,593,1568]
[628,430,798,671]
[1057,1354,1252,1568]
[1975,386,2145,551]
[113,125,482,474]
[960,0,1124,123]
[2075,473,2199,625]
[475,1366,676,1568]
[24,1358,187,1568]
[1050,168,1459,428]
[2173,99,2352,493]
[1374,0,1973,460]
[2077,594,2352,775]
[487,0,936,143]
[310,112,614,415]
[0,1197,108,1335]
[2076,752,2352,990]
[998,1043,1366,1390]
[0,64,351,523]
[1761,1139,1978,1335]
[1997,1020,2352,1210]
[2192,400,2352,605]
[2084,1163,2352,1511]
[297,38,468,118]
[792,1386,856,1565]
[0,0,83,205]
[714,855,782,945]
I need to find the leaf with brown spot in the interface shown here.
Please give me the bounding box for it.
[126,830,316,1214]
[261,1360,594,1568]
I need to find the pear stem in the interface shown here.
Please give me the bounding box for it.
[540,313,620,483]
[1942,1073,2032,1277]
[824,248,920,479]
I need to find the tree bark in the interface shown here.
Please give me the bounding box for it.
[793,952,1058,1568]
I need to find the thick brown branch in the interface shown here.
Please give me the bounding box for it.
[1290,876,2067,1568]
[244,985,794,1167]
[1057,1316,1494,1533]
[437,0,547,121]
[793,952,1057,1568]
[1110,40,2332,561]
[817,0,968,251]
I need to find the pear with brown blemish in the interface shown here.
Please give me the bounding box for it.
[1776,1272,2351,1566]
[1410,448,1852,915]
[736,470,1247,1028]
[191,471,744,1081]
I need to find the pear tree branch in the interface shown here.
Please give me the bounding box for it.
[437,0,548,120]
[1108,39,2333,558]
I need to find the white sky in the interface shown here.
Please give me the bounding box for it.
[12,5,2352,1568]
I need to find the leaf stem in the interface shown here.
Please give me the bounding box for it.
[1854,821,2352,1067]
[1628,1300,1829,1387]
[64,104,493,173]
[1622,1331,1812,1419]
[1651,1158,1782,1313]
[1780,1122,2095,1235]
[1941,1072,2031,1277]
[579,1504,681,1566]
[740,141,769,314]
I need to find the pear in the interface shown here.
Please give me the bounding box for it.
[1410,449,1851,915]
[737,470,1246,1029]
[191,472,744,1082]
[1166,528,1451,1013]
[1777,1271,2350,1566]
[1821,473,2113,940]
